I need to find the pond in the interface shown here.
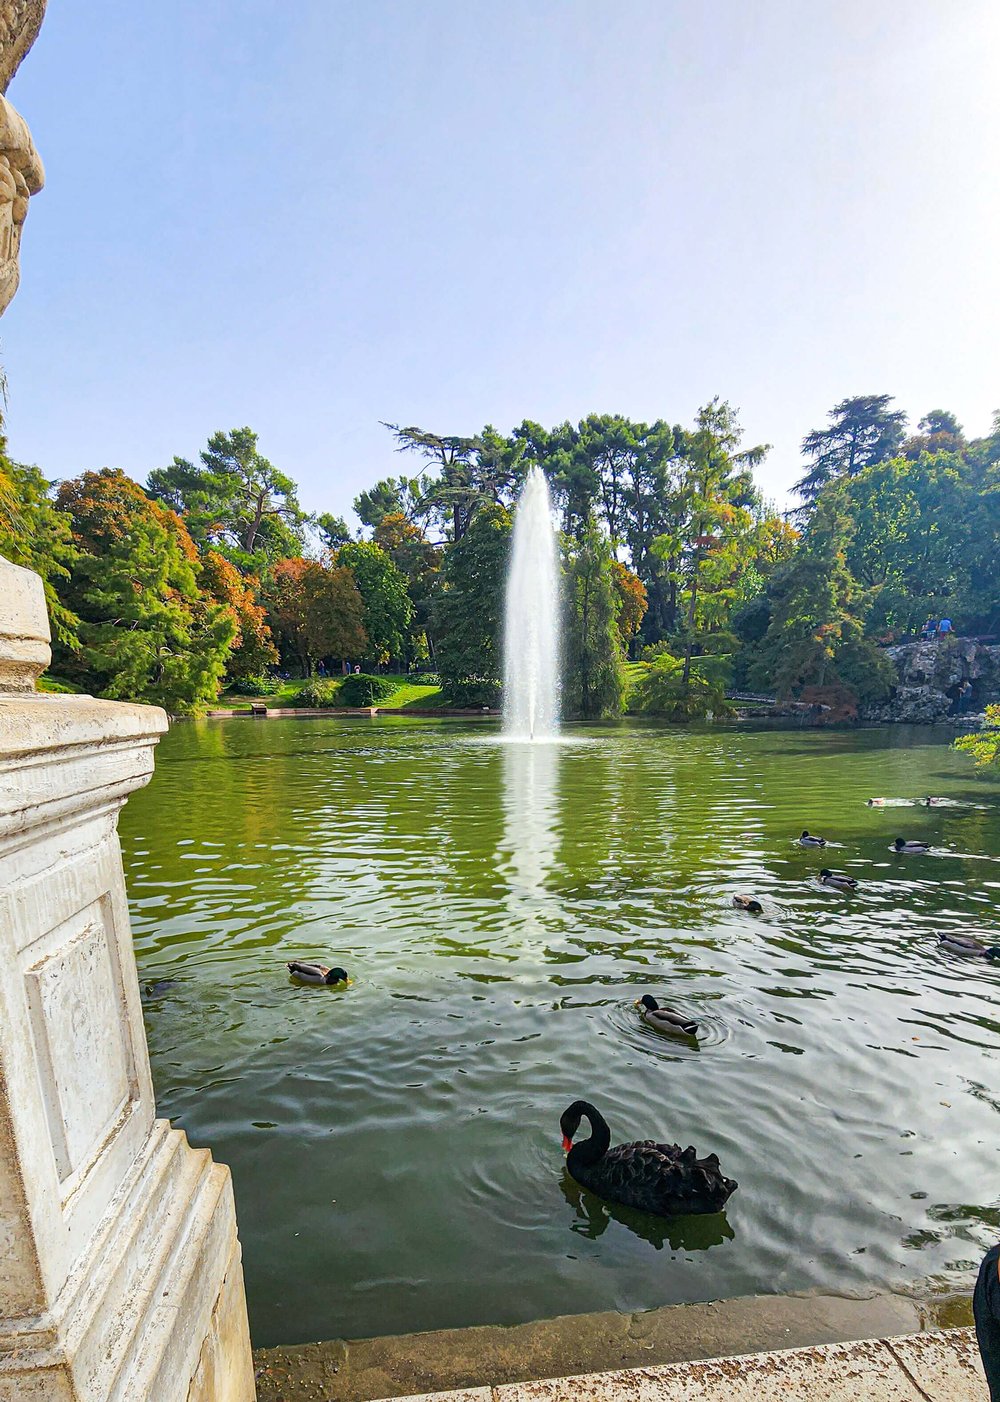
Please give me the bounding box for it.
[119,717,1000,1348]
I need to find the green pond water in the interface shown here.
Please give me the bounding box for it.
[119,717,1000,1348]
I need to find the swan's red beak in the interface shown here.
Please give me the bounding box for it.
[561,1135,573,1153]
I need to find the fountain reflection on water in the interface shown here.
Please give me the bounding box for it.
[503,465,561,740]
[500,740,560,906]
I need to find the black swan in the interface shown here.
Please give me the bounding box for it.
[560,1100,737,1217]
[287,961,350,986]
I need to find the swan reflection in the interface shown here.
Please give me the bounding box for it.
[559,1172,735,1251]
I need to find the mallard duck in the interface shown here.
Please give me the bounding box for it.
[634,995,698,1036]
[799,830,827,847]
[732,895,763,914]
[893,837,929,853]
[560,1100,737,1217]
[819,869,858,891]
[287,961,350,986]
[938,934,999,960]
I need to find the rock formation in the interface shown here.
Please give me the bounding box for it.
[863,636,1000,724]
[0,0,45,314]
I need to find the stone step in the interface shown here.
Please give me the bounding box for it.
[380,1329,986,1402]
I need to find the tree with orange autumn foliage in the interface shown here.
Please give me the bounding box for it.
[199,550,278,682]
[610,560,647,652]
[265,557,367,676]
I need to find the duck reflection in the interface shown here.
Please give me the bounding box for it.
[499,740,561,903]
[559,1171,735,1251]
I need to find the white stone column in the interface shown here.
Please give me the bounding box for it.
[0,556,256,1401]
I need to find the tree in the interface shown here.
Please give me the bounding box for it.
[382,423,479,540]
[199,550,278,682]
[903,410,965,459]
[651,400,766,689]
[315,512,352,550]
[563,515,625,720]
[354,475,428,530]
[795,395,907,504]
[610,560,647,651]
[748,489,893,704]
[148,427,307,567]
[265,557,367,675]
[382,422,523,541]
[839,452,968,634]
[334,540,412,666]
[57,469,235,712]
[434,502,511,705]
[373,511,441,661]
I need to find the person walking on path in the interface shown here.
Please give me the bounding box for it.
[976,1245,1000,1400]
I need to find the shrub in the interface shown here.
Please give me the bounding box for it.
[410,672,440,686]
[632,651,731,721]
[296,678,342,707]
[228,674,280,696]
[339,673,397,706]
[441,677,500,708]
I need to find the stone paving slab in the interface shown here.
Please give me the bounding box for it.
[380,1329,986,1402]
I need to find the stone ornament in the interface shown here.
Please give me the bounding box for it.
[0,0,45,315]
[0,554,50,690]
[0,0,46,92]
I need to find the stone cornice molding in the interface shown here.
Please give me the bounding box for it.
[0,693,169,846]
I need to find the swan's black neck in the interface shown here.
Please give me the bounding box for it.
[563,1100,610,1168]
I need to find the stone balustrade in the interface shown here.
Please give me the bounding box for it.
[0,555,256,1400]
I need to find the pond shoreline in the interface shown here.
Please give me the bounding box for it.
[252,1289,973,1402]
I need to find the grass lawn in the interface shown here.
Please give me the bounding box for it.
[37,674,85,694]
[217,674,445,710]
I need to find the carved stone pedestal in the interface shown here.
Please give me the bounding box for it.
[0,557,256,1401]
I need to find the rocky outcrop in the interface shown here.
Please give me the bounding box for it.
[863,636,1000,724]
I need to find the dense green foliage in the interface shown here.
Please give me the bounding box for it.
[563,516,626,719]
[433,502,511,706]
[955,705,1000,767]
[9,395,999,722]
[335,540,412,666]
[295,677,341,708]
[55,470,235,713]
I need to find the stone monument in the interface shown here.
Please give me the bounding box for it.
[0,9,257,1400]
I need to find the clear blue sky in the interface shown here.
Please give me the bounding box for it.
[3,0,998,522]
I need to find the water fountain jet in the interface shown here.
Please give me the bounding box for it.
[503,466,561,740]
